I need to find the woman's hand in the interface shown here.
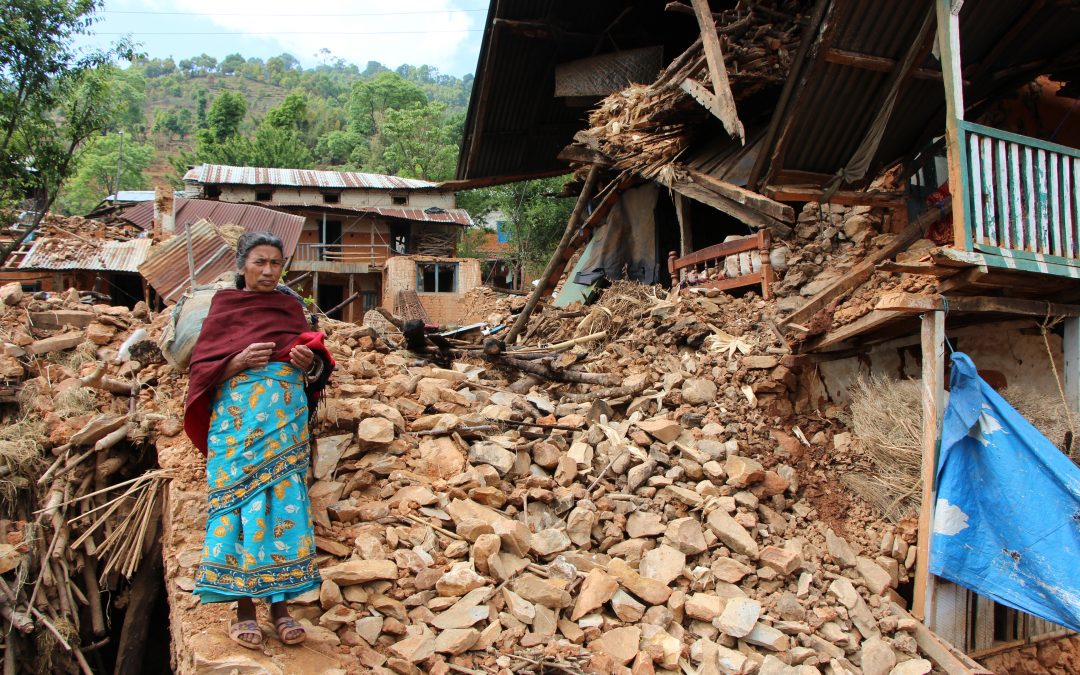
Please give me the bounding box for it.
[289,345,315,372]
[237,342,276,370]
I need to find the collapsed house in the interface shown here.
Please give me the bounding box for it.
[457,0,1080,666]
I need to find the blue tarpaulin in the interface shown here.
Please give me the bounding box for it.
[930,353,1080,632]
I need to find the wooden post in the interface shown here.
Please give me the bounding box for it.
[913,310,945,625]
[505,165,601,345]
[348,273,356,324]
[935,0,968,249]
[1065,318,1080,447]
[674,193,693,257]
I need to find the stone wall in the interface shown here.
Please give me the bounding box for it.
[978,634,1080,674]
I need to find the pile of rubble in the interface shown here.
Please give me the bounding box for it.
[0,276,956,675]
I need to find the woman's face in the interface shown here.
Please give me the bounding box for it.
[242,244,284,293]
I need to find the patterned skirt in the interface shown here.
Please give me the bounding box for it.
[193,363,321,603]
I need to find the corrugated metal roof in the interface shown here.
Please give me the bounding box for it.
[184,164,438,190]
[18,237,152,273]
[138,220,235,304]
[765,0,1080,185]
[273,203,473,226]
[118,198,305,257]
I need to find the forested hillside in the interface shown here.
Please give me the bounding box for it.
[57,53,474,214]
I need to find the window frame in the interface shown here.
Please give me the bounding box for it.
[416,262,458,293]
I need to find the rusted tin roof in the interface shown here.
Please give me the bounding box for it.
[274,204,473,227]
[184,164,438,190]
[118,198,305,256]
[137,220,234,304]
[18,237,152,273]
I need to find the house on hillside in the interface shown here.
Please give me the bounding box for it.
[182,163,479,325]
[459,0,1080,664]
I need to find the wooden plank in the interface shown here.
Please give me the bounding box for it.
[935,0,968,249]
[1009,142,1022,250]
[779,206,943,329]
[875,292,944,313]
[913,310,945,624]
[802,310,907,352]
[823,47,944,80]
[981,135,996,245]
[763,184,907,208]
[969,132,984,244]
[996,138,1011,249]
[671,232,768,271]
[666,179,787,234]
[887,603,995,674]
[1037,149,1050,254]
[876,261,962,278]
[690,0,744,143]
[679,165,795,223]
[1063,156,1074,259]
[946,295,1080,317]
[1024,146,1037,252]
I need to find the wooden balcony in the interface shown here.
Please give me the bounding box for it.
[288,243,391,273]
[955,121,1080,280]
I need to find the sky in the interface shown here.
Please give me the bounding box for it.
[76,0,488,77]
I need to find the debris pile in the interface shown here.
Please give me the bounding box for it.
[0,275,978,674]
[148,281,946,675]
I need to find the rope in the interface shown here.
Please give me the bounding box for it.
[1039,312,1077,459]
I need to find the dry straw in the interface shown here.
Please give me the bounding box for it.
[844,375,1070,522]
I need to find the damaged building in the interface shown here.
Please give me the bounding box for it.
[181,164,481,325]
[458,0,1080,666]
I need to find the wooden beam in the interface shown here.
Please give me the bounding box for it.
[1065,318,1080,435]
[763,184,907,208]
[690,0,745,143]
[556,144,612,167]
[913,310,945,625]
[779,206,943,329]
[802,310,908,352]
[674,193,693,257]
[823,48,945,81]
[505,165,601,344]
[936,0,969,250]
[876,291,1080,317]
[665,179,789,234]
[679,165,795,223]
[888,603,995,674]
[876,261,962,277]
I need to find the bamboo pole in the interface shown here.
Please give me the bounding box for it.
[505,165,601,345]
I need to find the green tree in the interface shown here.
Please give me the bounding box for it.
[457,177,573,279]
[203,90,246,142]
[347,72,426,136]
[0,0,136,266]
[194,87,209,129]
[264,92,308,131]
[56,132,154,214]
[220,53,244,75]
[374,101,458,180]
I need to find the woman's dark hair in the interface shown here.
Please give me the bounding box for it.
[234,231,285,289]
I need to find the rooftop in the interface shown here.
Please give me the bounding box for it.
[183,164,441,191]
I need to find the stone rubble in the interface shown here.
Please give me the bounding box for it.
[0,276,953,675]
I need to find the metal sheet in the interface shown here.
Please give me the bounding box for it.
[554,46,664,97]
[184,164,437,190]
[118,198,306,257]
[137,220,234,304]
[18,237,152,273]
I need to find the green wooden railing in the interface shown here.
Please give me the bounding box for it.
[959,121,1080,273]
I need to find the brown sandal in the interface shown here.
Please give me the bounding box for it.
[274,616,306,645]
[229,619,263,649]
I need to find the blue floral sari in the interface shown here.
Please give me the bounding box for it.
[193,363,321,603]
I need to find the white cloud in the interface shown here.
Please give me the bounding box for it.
[934,498,971,536]
[168,0,479,72]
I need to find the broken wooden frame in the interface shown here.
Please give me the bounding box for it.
[668,229,773,299]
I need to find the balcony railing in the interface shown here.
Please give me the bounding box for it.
[960,120,1080,271]
[292,243,392,265]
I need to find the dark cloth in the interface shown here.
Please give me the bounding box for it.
[184,289,334,454]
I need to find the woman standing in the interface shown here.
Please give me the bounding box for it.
[184,232,333,648]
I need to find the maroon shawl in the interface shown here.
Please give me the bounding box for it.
[184,289,334,454]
